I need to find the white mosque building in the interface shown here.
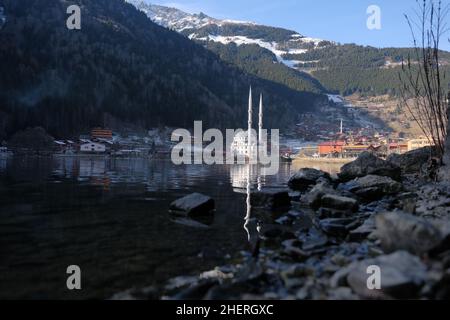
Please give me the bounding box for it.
[230,87,264,159]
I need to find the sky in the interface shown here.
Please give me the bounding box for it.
[148,0,450,51]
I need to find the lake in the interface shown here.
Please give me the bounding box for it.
[0,156,282,299]
[0,155,343,299]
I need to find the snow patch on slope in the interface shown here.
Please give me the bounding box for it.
[327,94,344,104]
[196,35,308,68]
[126,0,254,31]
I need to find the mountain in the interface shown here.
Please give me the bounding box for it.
[290,44,450,96]
[126,0,331,94]
[0,0,327,140]
[126,1,330,62]
[128,1,450,97]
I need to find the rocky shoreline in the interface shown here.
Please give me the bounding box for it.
[114,148,450,300]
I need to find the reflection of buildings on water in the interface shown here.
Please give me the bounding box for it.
[229,164,265,192]
[230,162,293,192]
[0,158,6,172]
[79,158,107,178]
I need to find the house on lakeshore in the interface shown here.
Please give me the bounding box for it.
[318,141,345,156]
[91,128,113,141]
[80,142,106,153]
[407,138,433,151]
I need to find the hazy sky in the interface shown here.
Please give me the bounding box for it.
[148,0,450,51]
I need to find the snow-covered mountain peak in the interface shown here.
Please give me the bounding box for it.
[126,0,333,70]
[126,0,255,31]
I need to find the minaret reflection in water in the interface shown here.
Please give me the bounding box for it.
[242,164,262,249]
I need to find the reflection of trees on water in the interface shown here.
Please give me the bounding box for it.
[50,157,232,192]
[0,159,6,172]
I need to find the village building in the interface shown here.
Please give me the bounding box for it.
[407,138,433,151]
[80,142,106,153]
[318,141,345,156]
[91,128,113,141]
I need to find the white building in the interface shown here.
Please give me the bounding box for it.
[407,138,433,151]
[230,87,264,159]
[80,142,106,153]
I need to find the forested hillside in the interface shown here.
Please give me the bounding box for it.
[204,42,326,93]
[0,0,326,140]
[289,44,450,96]
[128,1,450,99]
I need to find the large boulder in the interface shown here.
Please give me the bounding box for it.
[346,251,428,299]
[387,146,435,174]
[375,212,447,255]
[319,217,360,237]
[338,175,402,201]
[301,180,339,208]
[169,193,215,216]
[338,152,400,182]
[348,217,376,241]
[320,194,359,212]
[251,188,291,210]
[288,168,330,191]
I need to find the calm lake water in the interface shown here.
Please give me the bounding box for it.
[0,156,279,299]
[0,155,343,299]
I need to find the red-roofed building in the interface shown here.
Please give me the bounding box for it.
[318,141,345,156]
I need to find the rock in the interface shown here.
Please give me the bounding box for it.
[299,227,329,251]
[280,264,315,289]
[169,193,215,216]
[330,265,353,288]
[317,207,350,219]
[319,218,359,237]
[338,152,401,182]
[329,287,359,300]
[347,251,428,299]
[260,224,295,241]
[375,212,443,255]
[282,239,310,260]
[320,194,359,212]
[387,146,435,174]
[393,192,418,214]
[429,221,450,255]
[348,217,376,241]
[172,279,219,300]
[415,183,450,218]
[288,191,302,201]
[301,180,339,209]
[289,210,314,231]
[288,168,330,191]
[251,188,291,210]
[339,175,402,201]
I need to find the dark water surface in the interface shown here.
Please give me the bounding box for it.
[0,156,295,299]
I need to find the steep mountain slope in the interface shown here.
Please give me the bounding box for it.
[126,0,330,94]
[0,0,326,139]
[290,44,450,96]
[128,1,450,97]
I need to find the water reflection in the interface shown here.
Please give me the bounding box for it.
[0,155,339,299]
